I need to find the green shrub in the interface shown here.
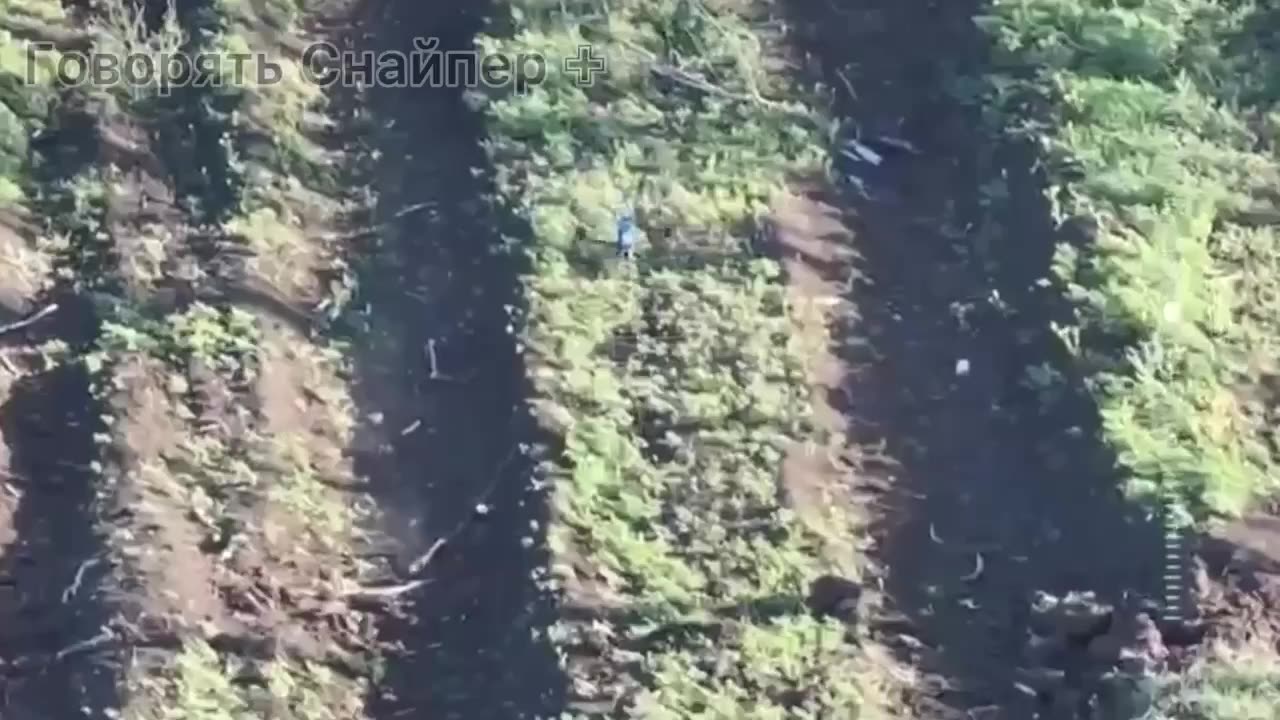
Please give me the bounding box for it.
[978,0,1280,523]
[477,1,881,715]
[1152,636,1280,720]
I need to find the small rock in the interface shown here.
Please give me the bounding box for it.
[1056,591,1113,638]
[1093,670,1157,720]
[1030,592,1067,637]
[807,574,862,621]
[1031,590,1060,612]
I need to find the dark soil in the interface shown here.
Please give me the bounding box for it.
[340,2,565,718]
[782,1,1164,717]
[0,101,118,719]
[1198,513,1280,642]
[0,352,115,720]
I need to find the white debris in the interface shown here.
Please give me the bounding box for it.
[875,134,921,154]
[844,173,871,199]
[475,503,490,516]
[955,358,971,376]
[960,553,985,582]
[842,139,883,166]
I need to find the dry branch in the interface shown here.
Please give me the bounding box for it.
[62,557,101,604]
[406,537,448,576]
[54,626,113,662]
[0,304,57,337]
[320,203,433,242]
[339,578,429,600]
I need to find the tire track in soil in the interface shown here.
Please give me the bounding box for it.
[340,3,564,718]
[783,1,1163,718]
[0,106,117,719]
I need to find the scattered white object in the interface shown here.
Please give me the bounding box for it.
[842,139,883,166]
[875,134,920,154]
[844,173,871,199]
[955,358,971,376]
[475,503,490,516]
[1162,301,1181,323]
[960,553,985,582]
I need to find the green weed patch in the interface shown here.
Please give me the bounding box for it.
[46,1,374,717]
[1152,634,1280,720]
[976,0,1280,524]
[0,0,65,205]
[477,1,884,716]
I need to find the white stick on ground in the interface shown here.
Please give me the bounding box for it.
[0,303,57,337]
[426,338,443,379]
[62,557,100,604]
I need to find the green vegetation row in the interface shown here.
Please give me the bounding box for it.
[976,0,1280,525]
[1151,632,1280,719]
[110,0,372,715]
[476,1,885,716]
[976,2,1280,715]
[0,0,373,716]
[0,0,64,206]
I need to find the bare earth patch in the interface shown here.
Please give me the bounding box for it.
[773,185,878,581]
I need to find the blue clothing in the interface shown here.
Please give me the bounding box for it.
[616,213,637,258]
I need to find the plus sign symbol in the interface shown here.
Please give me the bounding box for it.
[563,44,606,86]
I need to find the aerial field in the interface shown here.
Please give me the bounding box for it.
[0,1,1275,719]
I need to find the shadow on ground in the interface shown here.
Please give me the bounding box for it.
[335,2,564,718]
[0,101,117,719]
[781,0,1162,717]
